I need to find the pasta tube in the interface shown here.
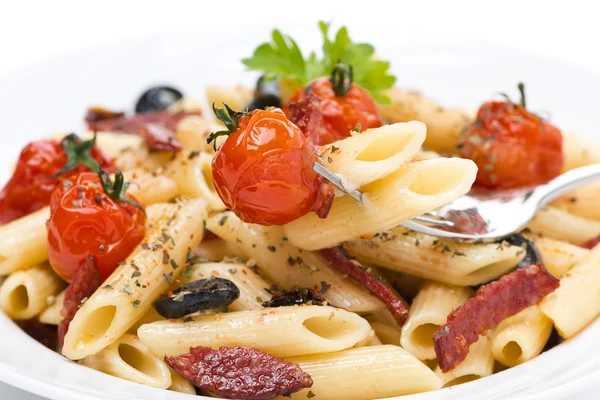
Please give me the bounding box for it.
[319,121,425,188]
[287,345,442,399]
[528,235,589,278]
[491,305,553,367]
[207,212,383,313]
[377,88,472,153]
[0,263,66,320]
[345,227,524,286]
[401,282,473,360]
[284,158,477,250]
[39,289,66,325]
[62,199,208,360]
[529,207,600,245]
[550,180,600,220]
[435,336,494,387]
[539,245,600,338]
[82,333,172,389]
[138,305,372,358]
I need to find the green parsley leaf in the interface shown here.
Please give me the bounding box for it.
[242,21,396,104]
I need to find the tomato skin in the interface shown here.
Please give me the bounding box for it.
[458,101,563,189]
[46,172,146,282]
[285,77,382,145]
[0,139,115,225]
[212,108,333,225]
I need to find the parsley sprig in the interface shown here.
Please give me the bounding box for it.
[242,21,396,104]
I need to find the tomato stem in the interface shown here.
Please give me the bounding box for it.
[207,103,250,150]
[329,62,353,97]
[98,169,145,214]
[517,82,526,108]
[53,133,101,178]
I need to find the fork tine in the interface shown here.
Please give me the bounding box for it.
[312,162,364,203]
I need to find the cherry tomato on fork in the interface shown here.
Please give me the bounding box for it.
[46,171,146,282]
[285,63,382,145]
[208,105,334,226]
[0,135,115,224]
[458,82,563,189]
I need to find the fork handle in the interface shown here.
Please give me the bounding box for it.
[532,163,600,207]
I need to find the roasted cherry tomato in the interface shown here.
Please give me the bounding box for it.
[46,171,146,282]
[0,135,115,225]
[285,64,382,145]
[208,105,334,226]
[458,83,563,189]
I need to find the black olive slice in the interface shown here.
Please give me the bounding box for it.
[135,86,184,114]
[247,76,282,111]
[262,288,327,308]
[154,277,240,319]
[505,233,542,269]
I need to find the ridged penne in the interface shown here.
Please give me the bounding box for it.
[180,262,273,311]
[138,305,372,358]
[287,345,442,399]
[529,207,600,245]
[345,227,524,286]
[318,121,425,188]
[401,281,473,360]
[207,211,384,313]
[539,245,600,338]
[62,199,207,360]
[82,333,172,389]
[434,336,494,387]
[377,88,472,153]
[0,263,66,320]
[491,305,553,367]
[284,158,477,250]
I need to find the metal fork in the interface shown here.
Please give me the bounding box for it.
[313,162,600,242]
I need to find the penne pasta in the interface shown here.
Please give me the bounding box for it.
[205,85,254,117]
[0,263,66,320]
[206,212,384,313]
[287,345,442,399]
[62,199,208,360]
[0,207,50,276]
[539,244,600,338]
[528,207,600,245]
[175,115,222,154]
[39,289,66,325]
[401,282,473,360]
[138,305,372,358]
[318,122,425,188]
[491,305,553,367]
[284,158,477,250]
[181,262,273,311]
[82,333,172,389]
[168,367,196,394]
[345,227,524,286]
[528,235,590,278]
[193,237,247,262]
[166,150,225,211]
[368,321,402,346]
[434,336,494,387]
[561,132,600,172]
[550,180,600,220]
[377,88,472,153]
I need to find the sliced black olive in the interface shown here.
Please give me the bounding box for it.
[153,277,240,319]
[262,288,327,308]
[135,86,184,114]
[504,233,542,269]
[247,76,281,111]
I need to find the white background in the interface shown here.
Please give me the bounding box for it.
[0,0,598,398]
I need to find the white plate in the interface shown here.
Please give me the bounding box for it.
[0,26,599,400]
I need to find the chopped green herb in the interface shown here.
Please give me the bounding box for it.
[121,284,134,295]
[132,300,141,308]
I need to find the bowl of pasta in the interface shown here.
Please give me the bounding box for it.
[0,22,599,400]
